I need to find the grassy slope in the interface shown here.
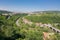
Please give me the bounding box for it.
[18,17,59,40]
[25,13,60,30]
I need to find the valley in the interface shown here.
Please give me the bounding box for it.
[0,11,60,40]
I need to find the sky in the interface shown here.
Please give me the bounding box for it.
[0,0,60,12]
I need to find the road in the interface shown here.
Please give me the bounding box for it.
[16,17,20,26]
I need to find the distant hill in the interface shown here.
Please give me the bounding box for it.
[0,10,60,14]
[32,11,60,14]
[0,10,12,14]
[0,10,28,14]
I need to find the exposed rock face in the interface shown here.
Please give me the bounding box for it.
[43,32,57,40]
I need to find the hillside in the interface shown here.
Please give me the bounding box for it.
[0,10,60,40]
[32,11,60,14]
[0,10,12,14]
[18,12,60,40]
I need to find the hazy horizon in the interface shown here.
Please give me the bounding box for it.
[0,0,60,12]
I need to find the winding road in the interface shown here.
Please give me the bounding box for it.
[16,17,20,26]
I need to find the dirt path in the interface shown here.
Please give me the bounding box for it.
[16,18,20,26]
